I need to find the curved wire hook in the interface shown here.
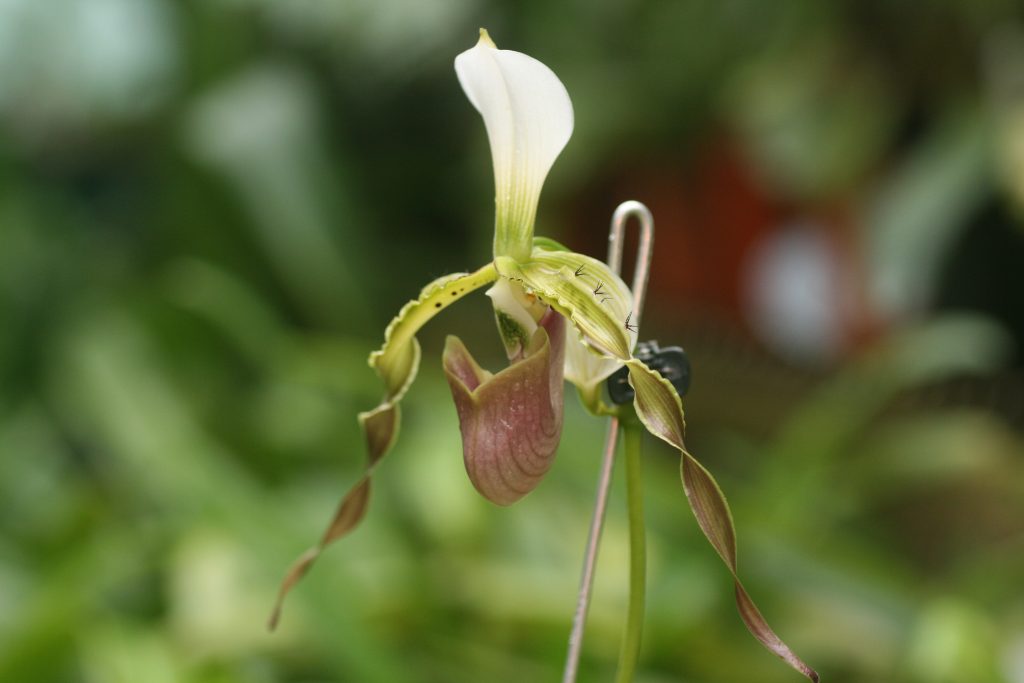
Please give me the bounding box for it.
[607,200,655,329]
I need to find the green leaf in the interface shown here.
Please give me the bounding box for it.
[625,359,820,682]
[270,263,498,629]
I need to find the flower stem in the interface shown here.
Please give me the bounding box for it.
[614,420,646,683]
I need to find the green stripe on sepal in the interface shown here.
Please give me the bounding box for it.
[624,359,819,682]
[270,263,498,629]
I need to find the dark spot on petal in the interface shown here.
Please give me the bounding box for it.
[435,302,442,308]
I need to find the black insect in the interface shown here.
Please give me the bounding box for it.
[574,264,585,277]
[600,296,612,304]
[593,281,605,296]
[624,311,637,333]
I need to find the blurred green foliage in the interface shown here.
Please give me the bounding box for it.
[2,1,1024,682]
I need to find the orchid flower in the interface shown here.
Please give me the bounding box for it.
[271,29,817,682]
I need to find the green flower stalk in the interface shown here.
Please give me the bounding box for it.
[271,29,818,683]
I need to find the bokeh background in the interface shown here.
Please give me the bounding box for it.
[3,1,1024,682]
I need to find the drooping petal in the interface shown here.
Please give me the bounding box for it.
[497,251,635,360]
[625,359,820,683]
[533,247,636,385]
[269,263,498,629]
[493,245,816,679]
[455,29,574,262]
[443,309,565,505]
[495,247,636,412]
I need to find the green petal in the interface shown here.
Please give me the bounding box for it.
[496,250,633,359]
[495,246,636,409]
[625,359,819,682]
[269,263,498,629]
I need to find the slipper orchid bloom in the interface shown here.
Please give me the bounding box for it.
[272,29,817,683]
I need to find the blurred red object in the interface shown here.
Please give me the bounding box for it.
[569,135,880,363]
